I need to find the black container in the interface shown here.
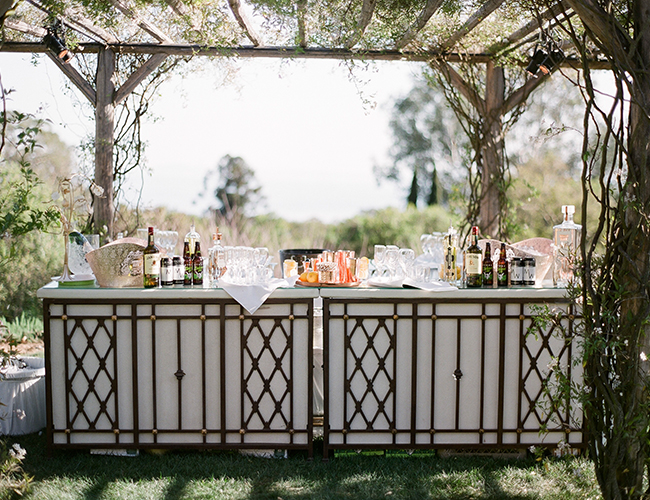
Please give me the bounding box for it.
[279,249,329,277]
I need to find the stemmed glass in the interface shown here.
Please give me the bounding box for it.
[374,245,387,278]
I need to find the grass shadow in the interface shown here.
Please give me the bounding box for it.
[10,433,598,500]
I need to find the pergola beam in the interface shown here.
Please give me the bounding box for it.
[344,0,378,49]
[45,52,97,105]
[296,0,307,48]
[394,0,445,50]
[228,0,263,47]
[4,18,44,36]
[438,0,505,51]
[0,41,612,69]
[487,2,568,53]
[114,53,167,104]
[108,0,172,43]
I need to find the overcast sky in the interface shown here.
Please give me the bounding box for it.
[2,53,425,222]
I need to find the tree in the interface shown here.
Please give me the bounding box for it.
[200,154,264,224]
[531,1,650,498]
[376,76,470,209]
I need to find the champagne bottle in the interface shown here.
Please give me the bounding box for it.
[464,226,483,288]
[143,226,161,288]
[497,242,508,287]
[183,240,193,286]
[482,241,494,288]
[193,241,203,286]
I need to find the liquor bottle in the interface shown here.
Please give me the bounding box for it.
[161,256,173,286]
[482,241,494,287]
[183,240,193,286]
[497,242,508,287]
[553,205,582,287]
[444,224,458,282]
[184,223,201,258]
[214,231,226,282]
[193,241,203,286]
[464,226,482,288]
[143,226,161,288]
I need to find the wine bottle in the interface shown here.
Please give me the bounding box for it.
[497,242,508,287]
[143,226,161,288]
[464,226,483,288]
[482,241,493,288]
[193,241,203,286]
[183,240,193,286]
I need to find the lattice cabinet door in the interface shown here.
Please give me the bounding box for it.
[221,302,313,452]
[45,301,135,447]
[323,297,583,457]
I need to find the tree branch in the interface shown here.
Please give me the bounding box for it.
[563,0,632,67]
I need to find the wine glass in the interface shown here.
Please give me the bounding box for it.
[374,245,386,278]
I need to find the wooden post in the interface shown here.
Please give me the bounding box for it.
[481,60,505,238]
[94,47,116,239]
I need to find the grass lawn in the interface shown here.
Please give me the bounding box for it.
[3,432,602,500]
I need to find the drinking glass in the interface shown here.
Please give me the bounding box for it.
[373,245,387,278]
[386,246,400,280]
[400,248,415,278]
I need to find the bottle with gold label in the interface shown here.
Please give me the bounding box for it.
[143,226,161,288]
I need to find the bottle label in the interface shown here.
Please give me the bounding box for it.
[465,253,482,275]
[144,253,160,276]
[194,258,203,282]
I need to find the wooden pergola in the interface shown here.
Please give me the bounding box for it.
[0,0,608,237]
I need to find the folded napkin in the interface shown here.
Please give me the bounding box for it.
[402,277,458,291]
[219,276,298,314]
[367,277,405,288]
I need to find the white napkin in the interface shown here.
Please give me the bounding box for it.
[367,277,405,288]
[402,277,458,291]
[219,276,298,314]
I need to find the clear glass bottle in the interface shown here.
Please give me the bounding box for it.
[208,231,226,286]
[553,205,582,287]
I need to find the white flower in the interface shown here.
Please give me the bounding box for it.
[641,352,648,362]
[547,358,559,372]
[15,409,26,420]
[9,443,26,461]
[528,445,536,454]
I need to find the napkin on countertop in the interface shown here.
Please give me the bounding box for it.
[402,277,458,291]
[219,276,298,314]
[367,277,405,288]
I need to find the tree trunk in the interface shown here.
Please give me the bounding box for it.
[619,0,650,495]
[94,47,115,239]
[480,61,504,238]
